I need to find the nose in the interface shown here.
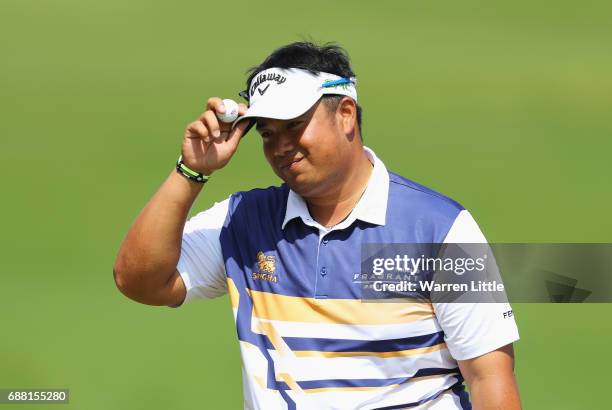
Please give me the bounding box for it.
[273,132,296,157]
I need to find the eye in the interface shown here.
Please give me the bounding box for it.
[259,131,272,141]
[288,121,303,130]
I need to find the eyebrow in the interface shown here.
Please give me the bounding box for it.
[255,116,304,133]
[254,99,320,133]
[255,121,269,133]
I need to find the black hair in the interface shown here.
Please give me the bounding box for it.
[245,41,363,131]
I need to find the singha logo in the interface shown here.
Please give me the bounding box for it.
[257,251,275,274]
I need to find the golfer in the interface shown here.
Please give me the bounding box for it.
[114,42,521,409]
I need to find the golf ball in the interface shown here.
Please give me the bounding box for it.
[216,99,239,123]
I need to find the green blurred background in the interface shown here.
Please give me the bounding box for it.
[1,0,611,408]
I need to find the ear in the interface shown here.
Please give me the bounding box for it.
[337,96,357,136]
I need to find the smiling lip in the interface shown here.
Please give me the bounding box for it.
[280,156,304,170]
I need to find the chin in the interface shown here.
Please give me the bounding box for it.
[288,177,327,199]
[283,175,310,194]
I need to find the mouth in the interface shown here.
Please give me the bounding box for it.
[280,156,304,171]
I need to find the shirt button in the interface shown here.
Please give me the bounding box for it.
[322,239,329,245]
[320,267,327,276]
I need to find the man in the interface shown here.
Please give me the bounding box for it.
[114,42,521,409]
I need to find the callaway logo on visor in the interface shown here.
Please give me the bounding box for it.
[258,84,270,95]
[235,67,357,122]
[249,72,287,98]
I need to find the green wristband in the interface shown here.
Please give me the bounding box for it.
[176,155,210,184]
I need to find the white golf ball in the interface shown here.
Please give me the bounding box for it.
[216,98,239,123]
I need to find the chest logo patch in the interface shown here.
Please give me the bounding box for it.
[253,251,279,283]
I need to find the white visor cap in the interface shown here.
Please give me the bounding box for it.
[235,67,357,123]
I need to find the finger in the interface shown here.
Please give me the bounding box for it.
[227,118,253,142]
[206,97,225,115]
[201,110,222,139]
[222,124,245,151]
[237,103,248,116]
[186,120,210,143]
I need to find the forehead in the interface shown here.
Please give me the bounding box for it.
[255,101,323,130]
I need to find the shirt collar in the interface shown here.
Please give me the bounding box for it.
[282,146,389,231]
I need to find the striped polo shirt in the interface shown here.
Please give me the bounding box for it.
[176,147,519,410]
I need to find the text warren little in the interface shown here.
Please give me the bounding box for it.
[372,280,505,292]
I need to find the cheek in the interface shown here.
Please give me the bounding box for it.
[297,126,326,154]
[302,130,339,159]
[262,142,274,163]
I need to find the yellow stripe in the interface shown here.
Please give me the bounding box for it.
[253,375,268,390]
[250,289,435,325]
[253,321,314,403]
[306,385,395,393]
[256,320,293,357]
[239,342,281,394]
[228,278,240,309]
[277,372,303,392]
[302,373,456,394]
[239,340,454,395]
[292,342,447,358]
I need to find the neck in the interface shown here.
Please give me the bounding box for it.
[306,150,373,228]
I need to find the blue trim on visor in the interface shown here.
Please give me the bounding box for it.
[321,78,354,87]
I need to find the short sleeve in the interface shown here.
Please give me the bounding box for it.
[175,198,230,305]
[433,210,520,360]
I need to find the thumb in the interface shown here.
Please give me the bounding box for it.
[227,118,254,142]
